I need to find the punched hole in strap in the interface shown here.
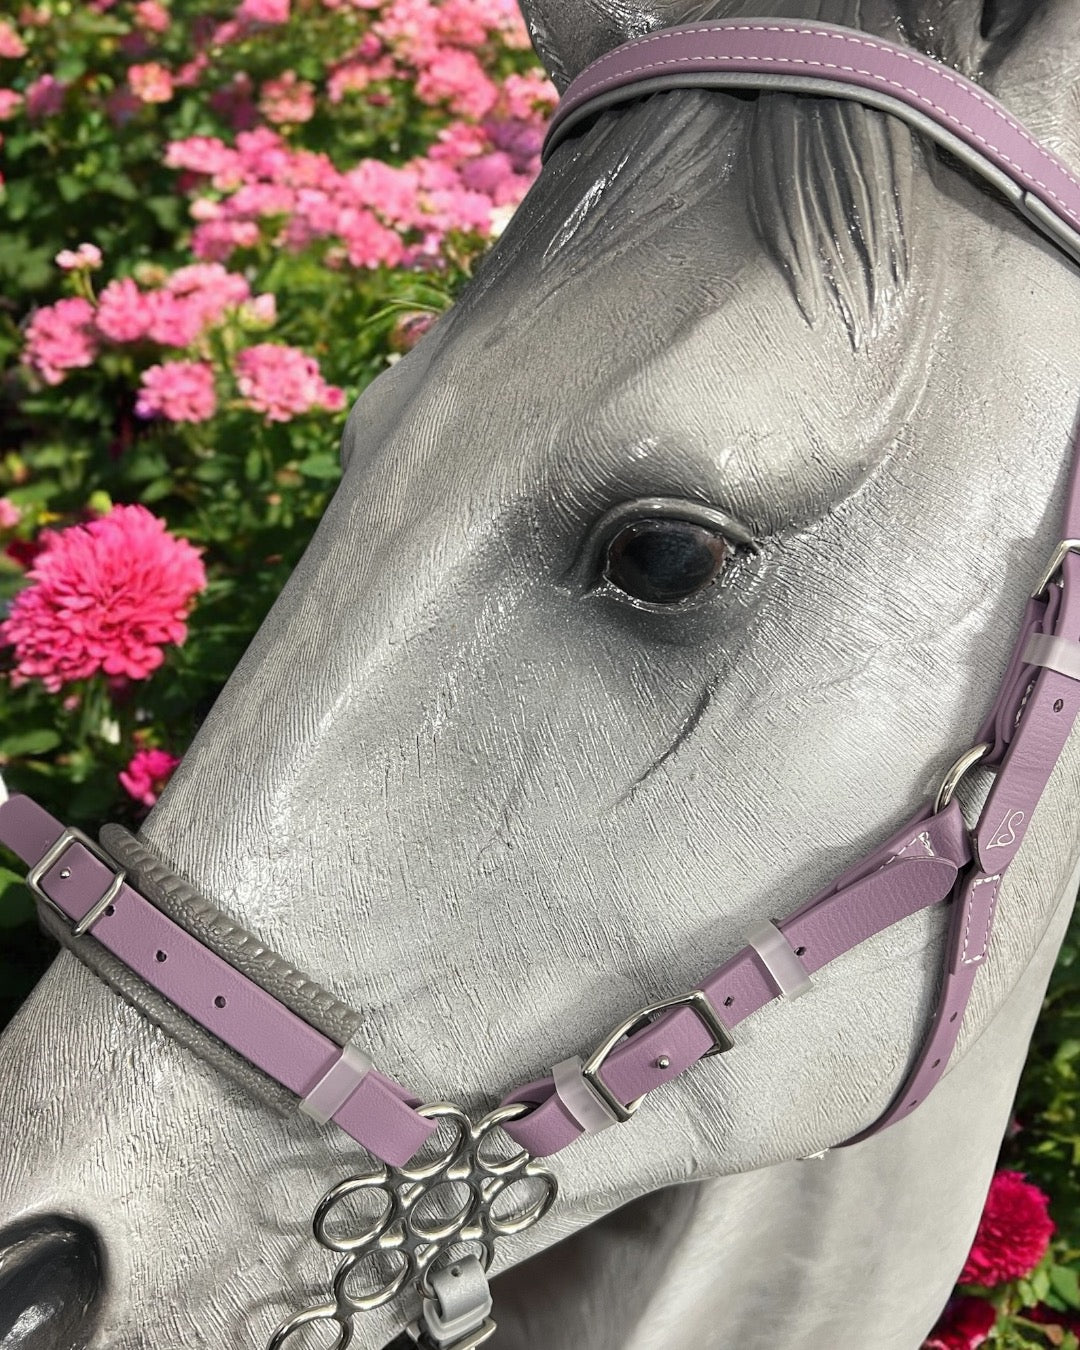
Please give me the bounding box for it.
[298,1042,374,1124]
[1022,633,1080,682]
[552,1055,620,1135]
[746,921,813,1000]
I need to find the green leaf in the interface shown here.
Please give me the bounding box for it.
[0,869,33,930]
[1033,1266,1053,1302]
[0,729,61,758]
[295,453,341,481]
[1051,1266,1080,1310]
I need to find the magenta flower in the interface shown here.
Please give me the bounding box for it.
[234,343,344,422]
[0,505,207,691]
[136,361,217,423]
[25,74,65,119]
[119,748,182,808]
[22,298,99,385]
[960,1171,1055,1286]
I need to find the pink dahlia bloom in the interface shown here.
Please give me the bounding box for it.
[136,361,217,422]
[0,89,23,120]
[234,343,344,421]
[23,297,99,385]
[119,748,182,807]
[960,1170,1055,1286]
[923,1296,996,1350]
[0,505,207,691]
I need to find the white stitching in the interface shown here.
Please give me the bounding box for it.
[555,23,1080,231]
[961,873,1001,964]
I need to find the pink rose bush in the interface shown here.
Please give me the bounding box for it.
[0,505,206,691]
[0,0,555,860]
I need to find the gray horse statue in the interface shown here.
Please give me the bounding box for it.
[2,0,1080,1347]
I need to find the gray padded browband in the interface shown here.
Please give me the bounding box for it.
[39,823,363,1118]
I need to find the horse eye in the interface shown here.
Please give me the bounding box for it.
[603,519,729,606]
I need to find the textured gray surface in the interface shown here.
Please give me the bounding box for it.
[1,0,1080,1347]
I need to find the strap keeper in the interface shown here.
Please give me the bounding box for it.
[552,1055,620,1134]
[299,1042,374,1124]
[746,921,813,1000]
[1022,632,1080,681]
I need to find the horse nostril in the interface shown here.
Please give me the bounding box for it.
[0,1217,102,1349]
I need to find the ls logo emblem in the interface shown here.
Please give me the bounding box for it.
[986,809,1026,851]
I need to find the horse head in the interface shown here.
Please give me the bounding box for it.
[2,1,1080,1347]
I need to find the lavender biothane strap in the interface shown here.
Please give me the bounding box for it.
[0,19,1079,1178]
[542,19,1080,267]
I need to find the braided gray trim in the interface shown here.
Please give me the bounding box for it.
[42,823,363,1116]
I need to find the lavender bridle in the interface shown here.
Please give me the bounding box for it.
[3,18,1080,1350]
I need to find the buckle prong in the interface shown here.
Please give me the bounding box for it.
[581,989,734,1124]
[1032,539,1080,600]
[26,828,126,936]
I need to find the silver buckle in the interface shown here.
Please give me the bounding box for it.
[581,989,735,1124]
[1032,539,1080,599]
[26,827,126,936]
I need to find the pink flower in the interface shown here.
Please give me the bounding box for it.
[132,0,170,33]
[119,747,182,807]
[190,218,261,260]
[207,71,257,130]
[25,73,64,119]
[0,498,21,529]
[0,20,27,58]
[55,243,103,271]
[234,343,343,421]
[923,1296,996,1350]
[129,61,174,103]
[960,1171,1055,1286]
[0,505,207,691]
[415,48,497,119]
[236,0,289,22]
[165,135,243,186]
[95,277,152,343]
[0,89,23,119]
[259,71,316,125]
[22,298,99,385]
[136,361,217,422]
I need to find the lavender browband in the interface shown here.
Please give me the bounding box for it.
[2,16,1080,1201]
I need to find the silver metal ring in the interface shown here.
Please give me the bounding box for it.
[933,742,992,814]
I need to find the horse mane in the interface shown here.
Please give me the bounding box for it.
[465,84,917,352]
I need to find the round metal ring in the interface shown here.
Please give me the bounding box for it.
[397,1103,472,1182]
[313,1171,396,1253]
[333,1246,412,1313]
[934,742,992,814]
[402,1178,480,1243]
[486,1166,559,1237]
[473,1101,534,1178]
[265,1303,351,1350]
